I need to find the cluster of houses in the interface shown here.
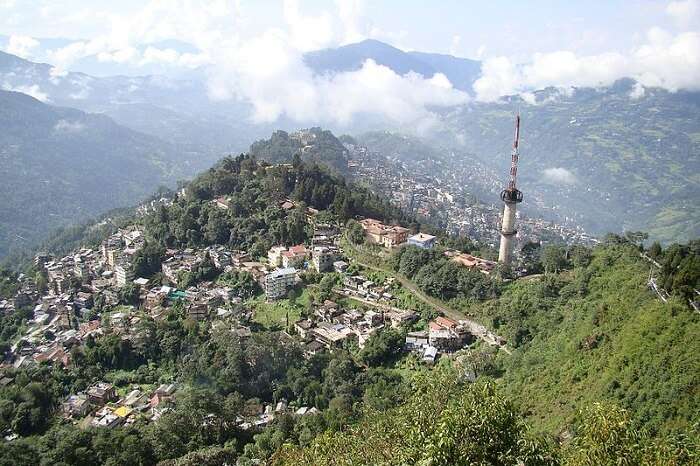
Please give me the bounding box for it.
[405,316,475,364]
[294,299,418,355]
[62,381,177,427]
[263,224,346,300]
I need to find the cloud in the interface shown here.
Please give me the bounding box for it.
[206,27,468,127]
[53,119,85,134]
[5,34,39,58]
[543,167,577,185]
[474,28,700,101]
[474,4,700,102]
[629,81,645,99]
[666,0,699,28]
[2,83,49,101]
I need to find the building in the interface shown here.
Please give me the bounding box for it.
[407,233,437,249]
[115,263,134,287]
[264,268,297,300]
[87,382,116,406]
[281,245,309,269]
[359,219,409,248]
[267,246,287,268]
[451,253,496,275]
[311,246,335,273]
[428,317,472,352]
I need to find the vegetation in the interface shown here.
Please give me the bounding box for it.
[0,90,210,259]
[249,128,350,176]
[270,367,697,465]
[141,154,411,256]
[474,239,699,435]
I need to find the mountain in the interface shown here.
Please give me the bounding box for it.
[432,81,700,242]
[304,39,481,93]
[0,90,210,258]
[249,128,350,175]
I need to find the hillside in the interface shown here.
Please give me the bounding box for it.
[0,90,206,258]
[436,80,700,242]
[249,128,350,175]
[474,240,699,435]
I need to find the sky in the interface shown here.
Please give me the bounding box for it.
[1,0,699,125]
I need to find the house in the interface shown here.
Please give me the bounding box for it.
[115,263,134,287]
[62,394,90,418]
[428,317,472,352]
[451,253,497,275]
[405,330,429,351]
[422,345,438,364]
[187,301,208,321]
[214,197,231,210]
[333,260,349,273]
[263,268,297,300]
[281,245,308,269]
[294,319,314,338]
[87,382,116,406]
[408,233,437,249]
[267,246,287,268]
[359,219,409,248]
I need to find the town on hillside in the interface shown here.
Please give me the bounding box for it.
[0,197,510,433]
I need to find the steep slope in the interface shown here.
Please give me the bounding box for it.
[0,90,205,257]
[475,242,700,435]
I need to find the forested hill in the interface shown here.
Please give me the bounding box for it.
[0,90,208,259]
[248,128,350,176]
[141,153,412,255]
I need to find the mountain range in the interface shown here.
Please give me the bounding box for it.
[0,38,698,257]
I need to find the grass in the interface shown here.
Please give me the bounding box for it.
[249,288,309,329]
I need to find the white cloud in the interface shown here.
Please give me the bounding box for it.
[5,34,38,58]
[666,0,699,28]
[2,83,49,101]
[543,167,577,185]
[53,119,85,134]
[474,28,700,101]
[206,26,468,128]
[629,81,645,99]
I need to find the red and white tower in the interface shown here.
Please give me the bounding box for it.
[498,114,524,265]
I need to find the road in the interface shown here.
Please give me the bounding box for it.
[342,240,511,354]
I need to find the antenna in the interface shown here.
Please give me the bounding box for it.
[500,113,523,204]
[509,113,520,191]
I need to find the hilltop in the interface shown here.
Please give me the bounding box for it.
[249,128,351,176]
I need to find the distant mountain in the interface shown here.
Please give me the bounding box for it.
[249,128,350,175]
[0,50,259,155]
[304,39,481,93]
[0,90,209,257]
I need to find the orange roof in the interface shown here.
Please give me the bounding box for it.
[435,316,458,329]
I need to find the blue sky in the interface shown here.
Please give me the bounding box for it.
[0,0,691,59]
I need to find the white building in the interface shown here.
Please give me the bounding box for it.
[264,267,297,300]
[407,233,437,249]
